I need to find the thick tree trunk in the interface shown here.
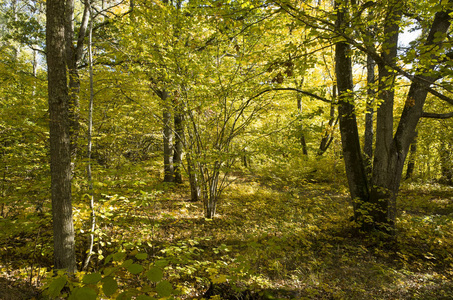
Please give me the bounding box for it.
[332,0,451,235]
[334,1,369,222]
[46,0,77,273]
[65,1,89,159]
[369,3,452,232]
[369,3,402,232]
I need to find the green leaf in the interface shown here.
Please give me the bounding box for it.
[127,263,144,274]
[102,276,118,297]
[103,267,116,276]
[47,276,67,298]
[113,251,127,262]
[154,259,168,268]
[146,267,163,282]
[122,259,133,268]
[82,272,102,284]
[116,291,132,300]
[135,252,148,260]
[69,287,97,300]
[156,280,173,298]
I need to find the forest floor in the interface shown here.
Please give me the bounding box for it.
[1,162,453,299]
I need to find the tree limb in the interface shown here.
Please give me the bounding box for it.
[421,111,453,119]
[251,87,332,103]
[426,87,453,105]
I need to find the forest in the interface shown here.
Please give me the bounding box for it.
[1,0,453,299]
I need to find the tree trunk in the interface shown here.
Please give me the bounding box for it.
[187,156,201,201]
[364,54,375,175]
[162,91,174,182]
[318,85,337,156]
[83,0,95,270]
[65,0,79,159]
[369,2,402,232]
[334,1,369,222]
[296,79,308,155]
[332,0,451,235]
[173,108,183,184]
[369,2,452,233]
[204,164,220,219]
[46,0,77,273]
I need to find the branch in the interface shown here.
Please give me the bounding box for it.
[92,9,132,32]
[421,111,453,119]
[250,87,332,103]
[427,87,453,106]
[76,2,90,62]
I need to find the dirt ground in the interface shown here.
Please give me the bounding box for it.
[0,277,41,300]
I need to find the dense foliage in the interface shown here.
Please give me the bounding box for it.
[0,0,452,299]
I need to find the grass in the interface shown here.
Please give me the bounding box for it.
[1,159,453,299]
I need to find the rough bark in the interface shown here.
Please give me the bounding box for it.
[369,1,402,231]
[364,54,375,175]
[46,0,77,273]
[334,0,369,220]
[369,1,452,232]
[65,1,90,159]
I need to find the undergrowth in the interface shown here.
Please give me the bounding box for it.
[1,159,453,299]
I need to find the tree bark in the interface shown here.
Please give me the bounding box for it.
[296,79,308,155]
[369,1,452,232]
[46,0,76,273]
[65,0,79,159]
[187,155,201,201]
[334,0,369,222]
[318,85,337,156]
[368,1,402,232]
[204,163,220,219]
[364,54,375,175]
[83,0,95,270]
[173,107,184,184]
[162,91,174,182]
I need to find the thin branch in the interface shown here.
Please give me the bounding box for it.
[250,87,332,103]
[426,88,453,106]
[421,111,453,119]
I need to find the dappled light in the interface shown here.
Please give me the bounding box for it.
[2,161,453,298]
[1,0,453,298]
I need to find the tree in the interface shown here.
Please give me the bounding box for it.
[278,0,453,233]
[46,0,76,273]
[65,0,90,159]
[366,0,452,232]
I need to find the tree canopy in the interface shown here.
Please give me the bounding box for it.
[0,0,453,298]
